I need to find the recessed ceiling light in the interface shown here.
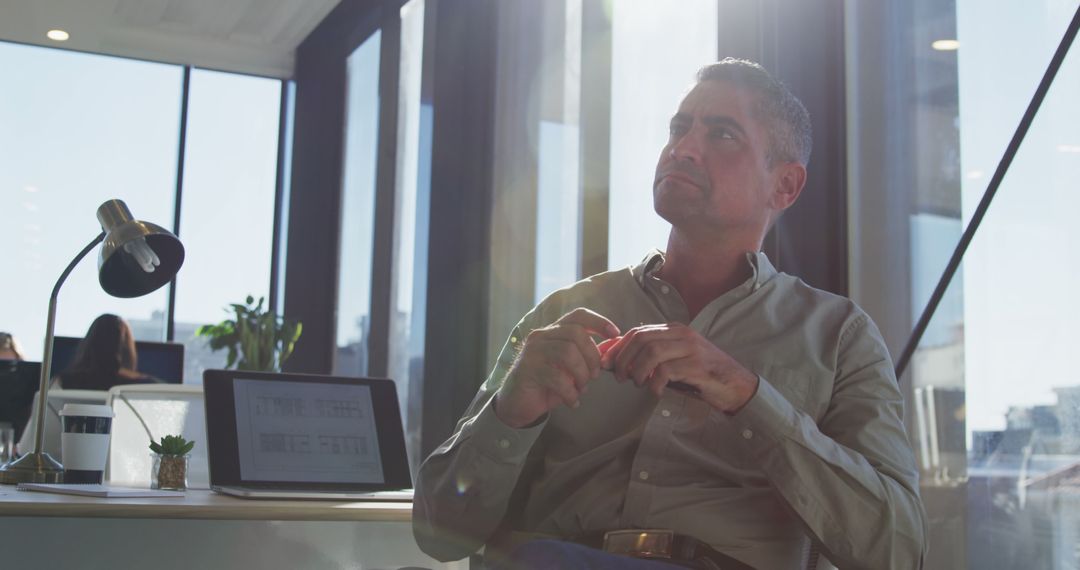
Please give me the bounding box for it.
[932,39,960,51]
[46,29,70,41]
[1059,144,1080,153]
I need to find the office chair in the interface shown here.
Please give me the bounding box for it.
[106,384,209,489]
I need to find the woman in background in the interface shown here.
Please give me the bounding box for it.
[56,314,159,390]
[0,332,25,361]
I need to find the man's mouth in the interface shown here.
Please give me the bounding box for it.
[663,172,700,186]
[657,169,706,189]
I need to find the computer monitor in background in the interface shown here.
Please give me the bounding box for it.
[50,336,184,384]
[0,360,41,440]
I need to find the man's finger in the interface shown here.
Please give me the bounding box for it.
[547,369,583,408]
[544,325,603,378]
[611,328,643,382]
[556,308,621,340]
[605,325,682,372]
[627,339,690,384]
[613,326,681,381]
[599,336,625,371]
[644,358,697,398]
[550,344,593,392]
[597,336,620,358]
[642,359,678,397]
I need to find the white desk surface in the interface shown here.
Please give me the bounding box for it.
[0,486,413,521]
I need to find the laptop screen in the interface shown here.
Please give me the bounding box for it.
[233,379,384,484]
[204,370,411,492]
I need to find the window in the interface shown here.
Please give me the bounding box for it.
[534,0,582,304]
[387,0,430,470]
[334,31,382,377]
[0,41,286,383]
[848,1,1080,567]
[608,0,717,270]
[486,0,719,362]
[173,69,283,384]
[0,43,181,358]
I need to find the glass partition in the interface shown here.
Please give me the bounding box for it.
[848,1,1080,567]
[607,0,717,270]
[334,31,382,378]
[174,69,282,383]
[0,43,181,356]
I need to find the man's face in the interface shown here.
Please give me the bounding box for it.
[653,80,783,238]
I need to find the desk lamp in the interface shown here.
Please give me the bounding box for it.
[0,199,184,484]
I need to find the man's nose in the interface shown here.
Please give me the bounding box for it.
[669,130,703,163]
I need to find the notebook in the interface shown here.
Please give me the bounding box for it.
[203,369,413,501]
[17,483,184,498]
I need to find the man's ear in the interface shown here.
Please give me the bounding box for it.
[770,162,807,212]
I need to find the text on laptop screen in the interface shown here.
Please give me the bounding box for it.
[233,378,385,484]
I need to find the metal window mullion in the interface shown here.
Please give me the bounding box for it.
[367,3,404,379]
[269,79,291,316]
[578,0,612,277]
[166,66,191,343]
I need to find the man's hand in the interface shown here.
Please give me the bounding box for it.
[494,308,621,428]
[600,323,759,413]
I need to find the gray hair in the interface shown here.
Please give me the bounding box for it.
[696,58,812,167]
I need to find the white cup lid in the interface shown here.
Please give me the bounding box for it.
[59,403,114,418]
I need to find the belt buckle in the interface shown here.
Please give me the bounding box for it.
[601,529,676,559]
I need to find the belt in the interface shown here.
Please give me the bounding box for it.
[574,529,755,570]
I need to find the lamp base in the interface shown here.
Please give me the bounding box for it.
[0,451,64,485]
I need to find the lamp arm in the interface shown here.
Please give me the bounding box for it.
[31,231,106,455]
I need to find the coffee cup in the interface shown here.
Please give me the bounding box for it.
[60,403,114,484]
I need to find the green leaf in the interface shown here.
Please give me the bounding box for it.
[195,294,302,372]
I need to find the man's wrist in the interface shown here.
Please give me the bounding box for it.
[722,370,760,415]
[493,390,545,429]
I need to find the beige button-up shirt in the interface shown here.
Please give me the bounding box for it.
[413,251,927,569]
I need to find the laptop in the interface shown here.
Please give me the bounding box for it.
[53,336,185,383]
[204,369,413,500]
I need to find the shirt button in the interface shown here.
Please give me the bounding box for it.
[660,409,671,417]
[741,429,754,440]
[660,285,670,294]
[638,471,650,481]
[497,439,510,449]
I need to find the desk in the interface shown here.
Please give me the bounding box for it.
[0,487,466,570]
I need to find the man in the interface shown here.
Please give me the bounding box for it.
[413,58,927,569]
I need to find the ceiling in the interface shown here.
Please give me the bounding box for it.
[0,0,341,78]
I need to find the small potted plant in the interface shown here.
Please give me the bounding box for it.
[150,435,195,491]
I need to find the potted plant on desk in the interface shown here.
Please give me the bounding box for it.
[150,435,194,491]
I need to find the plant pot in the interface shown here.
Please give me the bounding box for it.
[151,453,189,491]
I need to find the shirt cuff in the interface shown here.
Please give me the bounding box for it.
[460,396,547,463]
[728,374,800,457]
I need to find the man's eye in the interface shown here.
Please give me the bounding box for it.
[669,124,688,137]
[710,128,735,140]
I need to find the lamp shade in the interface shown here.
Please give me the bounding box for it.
[96,199,185,298]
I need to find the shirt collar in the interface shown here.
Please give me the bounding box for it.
[631,249,777,292]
